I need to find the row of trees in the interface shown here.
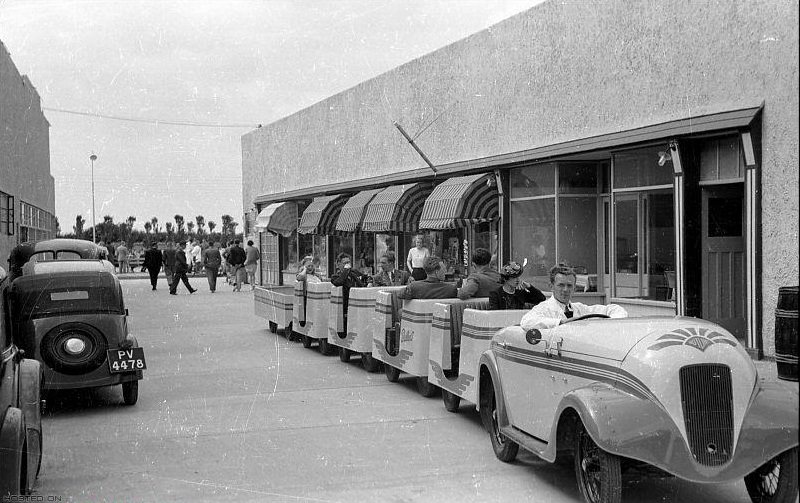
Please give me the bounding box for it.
[62,214,241,245]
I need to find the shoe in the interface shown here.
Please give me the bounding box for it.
[169,292,177,295]
[189,289,196,294]
[152,287,156,291]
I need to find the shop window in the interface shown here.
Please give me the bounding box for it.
[558,163,598,194]
[425,230,466,281]
[312,235,328,278]
[613,146,674,188]
[613,190,674,300]
[261,233,281,286]
[473,221,499,266]
[510,198,555,290]
[558,197,598,275]
[354,233,375,275]
[280,231,299,284]
[509,163,556,198]
[375,234,397,271]
[1,193,14,235]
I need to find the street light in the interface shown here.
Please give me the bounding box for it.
[90,153,97,243]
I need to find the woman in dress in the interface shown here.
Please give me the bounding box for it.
[406,234,430,281]
[296,255,322,284]
[489,261,546,310]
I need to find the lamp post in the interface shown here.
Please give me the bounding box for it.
[90,153,97,243]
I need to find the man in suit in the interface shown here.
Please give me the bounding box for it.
[397,256,457,300]
[162,241,177,288]
[143,242,163,291]
[369,251,410,287]
[169,241,196,295]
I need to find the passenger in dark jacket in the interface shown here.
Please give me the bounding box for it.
[330,253,366,332]
[162,241,177,287]
[143,242,163,291]
[227,241,247,292]
[169,241,196,295]
[489,261,546,310]
[397,256,457,300]
[458,248,501,300]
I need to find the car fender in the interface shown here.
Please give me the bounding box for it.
[552,381,799,483]
[18,359,42,487]
[0,407,26,495]
[476,350,502,416]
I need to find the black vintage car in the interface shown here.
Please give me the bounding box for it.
[8,258,144,405]
[0,267,43,496]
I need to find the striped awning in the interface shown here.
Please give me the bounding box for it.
[361,183,434,233]
[418,173,499,230]
[334,188,384,233]
[255,202,298,237]
[297,194,348,235]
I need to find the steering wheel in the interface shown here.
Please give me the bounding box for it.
[570,313,610,322]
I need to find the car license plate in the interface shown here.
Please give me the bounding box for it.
[107,347,147,373]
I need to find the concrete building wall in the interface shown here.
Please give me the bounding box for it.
[243,0,799,355]
[0,41,55,263]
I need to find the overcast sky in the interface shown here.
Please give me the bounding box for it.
[0,0,541,233]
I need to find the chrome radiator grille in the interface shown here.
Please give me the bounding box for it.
[679,364,734,466]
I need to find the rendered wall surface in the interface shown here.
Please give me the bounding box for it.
[0,41,55,263]
[243,0,799,356]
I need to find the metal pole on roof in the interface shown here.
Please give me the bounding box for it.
[90,153,97,243]
[393,121,437,174]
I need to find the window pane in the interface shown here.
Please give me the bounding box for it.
[374,234,395,270]
[355,233,375,275]
[558,163,598,194]
[613,145,673,188]
[615,197,638,274]
[708,197,743,237]
[313,235,328,278]
[511,198,555,291]
[558,197,597,275]
[510,163,556,198]
[281,231,298,275]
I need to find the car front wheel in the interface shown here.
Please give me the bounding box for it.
[744,447,798,503]
[574,423,621,503]
[480,378,518,462]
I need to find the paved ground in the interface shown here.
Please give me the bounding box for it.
[32,276,793,503]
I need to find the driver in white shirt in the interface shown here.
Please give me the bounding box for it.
[520,263,627,330]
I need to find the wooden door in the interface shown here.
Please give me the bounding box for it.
[702,185,746,341]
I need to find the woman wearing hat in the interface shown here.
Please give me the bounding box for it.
[489,261,546,310]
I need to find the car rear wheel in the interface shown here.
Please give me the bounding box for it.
[384,364,400,382]
[339,347,351,362]
[416,377,438,397]
[362,353,381,372]
[122,380,139,406]
[442,389,461,412]
[574,423,621,503]
[480,379,518,462]
[744,447,798,503]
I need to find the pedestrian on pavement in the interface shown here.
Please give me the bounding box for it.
[170,241,197,295]
[191,240,202,275]
[226,240,246,292]
[162,241,177,288]
[244,240,260,290]
[202,242,223,293]
[116,242,130,273]
[143,242,163,291]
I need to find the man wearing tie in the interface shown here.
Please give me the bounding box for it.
[369,252,410,287]
[520,263,627,330]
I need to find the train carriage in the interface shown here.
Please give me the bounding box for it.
[254,285,294,336]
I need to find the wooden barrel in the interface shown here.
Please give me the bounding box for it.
[775,286,798,381]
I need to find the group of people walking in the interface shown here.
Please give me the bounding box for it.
[140,239,260,295]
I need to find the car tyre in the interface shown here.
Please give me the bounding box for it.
[362,353,381,372]
[442,389,461,412]
[302,335,312,348]
[122,380,139,406]
[339,347,351,362]
[384,364,400,382]
[574,423,622,503]
[480,379,518,462]
[416,377,438,397]
[744,447,798,503]
[319,338,333,355]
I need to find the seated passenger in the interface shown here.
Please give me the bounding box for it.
[489,261,546,310]
[397,256,457,300]
[368,251,410,287]
[520,263,627,330]
[295,256,322,284]
[331,253,367,332]
[457,248,501,300]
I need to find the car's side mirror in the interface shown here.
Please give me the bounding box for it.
[525,328,542,345]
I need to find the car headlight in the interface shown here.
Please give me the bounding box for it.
[64,337,87,355]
